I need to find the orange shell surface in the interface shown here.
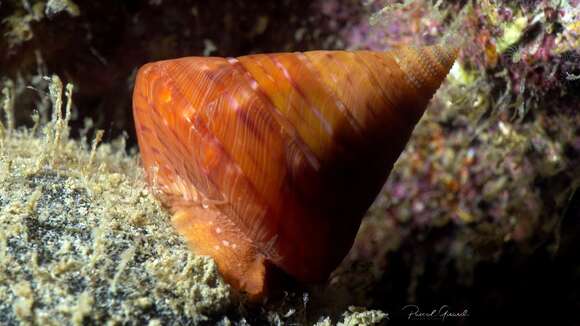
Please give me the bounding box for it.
[132,45,457,298]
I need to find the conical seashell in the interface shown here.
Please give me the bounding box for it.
[132,45,458,299]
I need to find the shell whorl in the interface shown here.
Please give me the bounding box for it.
[132,45,457,298]
[392,45,458,102]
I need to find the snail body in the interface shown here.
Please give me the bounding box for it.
[133,45,457,298]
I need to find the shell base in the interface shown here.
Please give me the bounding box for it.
[171,206,267,300]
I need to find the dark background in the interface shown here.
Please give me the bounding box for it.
[1,0,358,145]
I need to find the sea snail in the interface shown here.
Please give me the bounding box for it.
[133,45,458,299]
